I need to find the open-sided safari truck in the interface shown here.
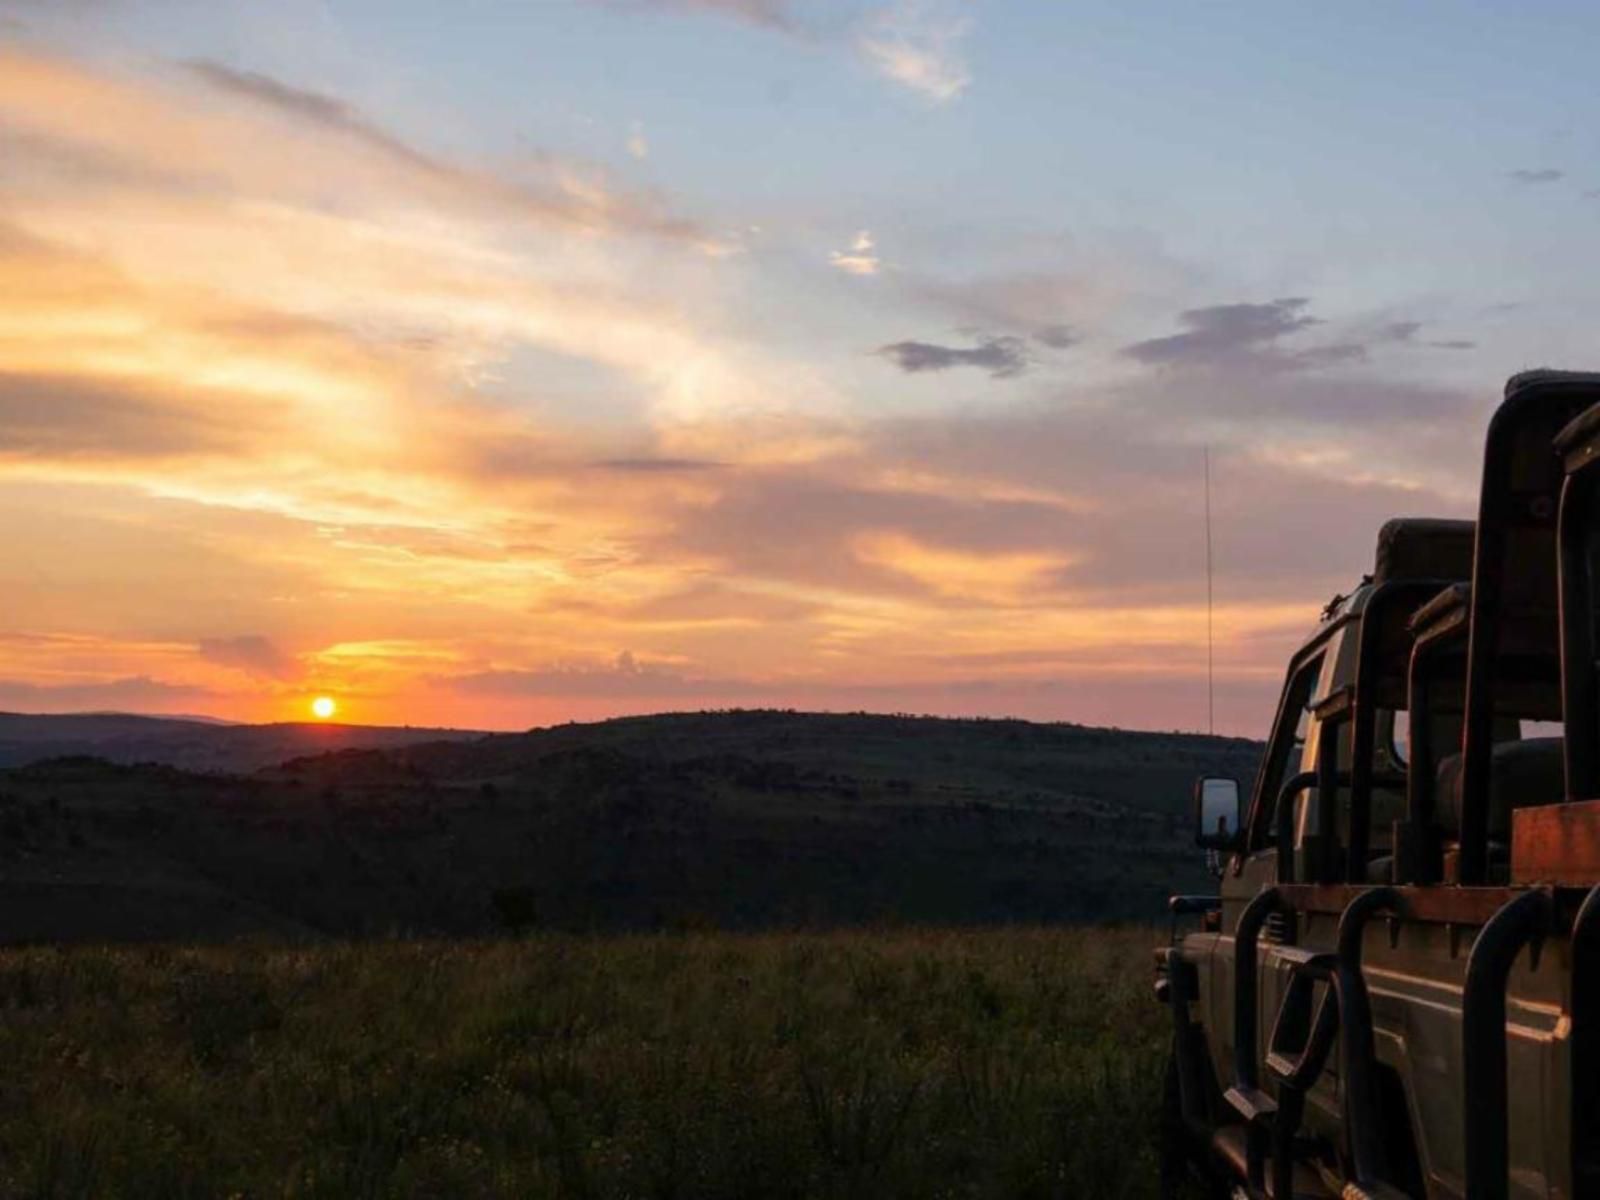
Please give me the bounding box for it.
[1158,371,1600,1200]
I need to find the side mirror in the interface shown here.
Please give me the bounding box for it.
[1194,776,1243,850]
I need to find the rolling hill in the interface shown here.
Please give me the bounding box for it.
[0,710,1261,943]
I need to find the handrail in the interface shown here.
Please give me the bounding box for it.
[1228,887,1284,1192]
[1276,772,1316,883]
[1337,887,1402,1190]
[1558,470,1600,801]
[1349,579,1458,880]
[1401,627,1451,884]
[1231,887,1283,1096]
[1572,885,1600,1199]
[1275,767,1406,885]
[1462,889,1552,1200]
[1312,717,1343,882]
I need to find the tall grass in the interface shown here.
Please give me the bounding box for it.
[0,927,1169,1199]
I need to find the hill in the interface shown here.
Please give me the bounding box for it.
[0,710,1261,942]
[0,711,486,773]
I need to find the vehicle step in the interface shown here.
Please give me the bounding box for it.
[1211,1126,1338,1199]
[1263,945,1335,971]
[1224,1084,1278,1124]
[1264,1051,1302,1081]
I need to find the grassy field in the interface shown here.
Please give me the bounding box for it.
[0,927,1170,1199]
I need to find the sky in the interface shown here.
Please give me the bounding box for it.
[1,0,1598,734]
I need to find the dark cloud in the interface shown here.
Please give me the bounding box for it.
[877,335,1029,379]
[587,0,794,28]
[1374,321,1474,352]
[1124,298,1319,366]
[1377,321,1422,342]
[593,457,726,472]
[1123,302,1465,374]
[1508,168,1564,184]
[197,636,296,679]
[1032,324,1079,349]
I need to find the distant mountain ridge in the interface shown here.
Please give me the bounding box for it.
[0,711,488,773]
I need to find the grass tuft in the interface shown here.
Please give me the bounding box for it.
[0,927,1168,1198]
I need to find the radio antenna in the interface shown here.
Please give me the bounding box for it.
[1204,445,1215,737]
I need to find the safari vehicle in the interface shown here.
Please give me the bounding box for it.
[1158,370,1600,1200]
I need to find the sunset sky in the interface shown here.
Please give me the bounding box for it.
[3,0,1599,734]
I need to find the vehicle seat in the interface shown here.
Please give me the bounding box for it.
[1432,737,1565,839]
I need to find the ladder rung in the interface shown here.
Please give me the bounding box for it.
[1266,945,1336,973]
[1224,1084,1278,1124]
[1264,1051,1300,1081]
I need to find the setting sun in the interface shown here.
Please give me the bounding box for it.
[311,696,337,721]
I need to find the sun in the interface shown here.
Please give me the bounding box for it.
[311,696,338,721]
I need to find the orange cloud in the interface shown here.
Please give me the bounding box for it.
[0,40,1467,736]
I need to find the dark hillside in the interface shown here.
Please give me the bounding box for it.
[0,711,1260,943]
[300,710,1260,819]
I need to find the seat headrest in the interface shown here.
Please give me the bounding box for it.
[1374,518,1475,585]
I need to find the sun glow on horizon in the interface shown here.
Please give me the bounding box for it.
[311,696,338,721]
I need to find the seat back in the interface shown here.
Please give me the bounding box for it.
[1554,396,1600,799]
[1457,372,1600,881]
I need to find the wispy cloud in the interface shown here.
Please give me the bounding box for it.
[830,230,880,275]
[587,0,795,30]
[858,1,972,103]
[0,39,1504,736]
[626,119,649,160]
[175,57,707,242]
[593,457,726,472]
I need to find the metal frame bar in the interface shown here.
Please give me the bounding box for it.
[1350,579,1459,881]
[1311,716,1343,883]
[1461,889,1553,1200]
[1227,887,1284,1190]
[1337,887,1401,1191]
[1560,468,1600,801]
[1243,616,1356,855]
[1275,772,1315,884]
[1401,612,1465,885]
[1572,884,1600,1200]
[1459,380,1596,884]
